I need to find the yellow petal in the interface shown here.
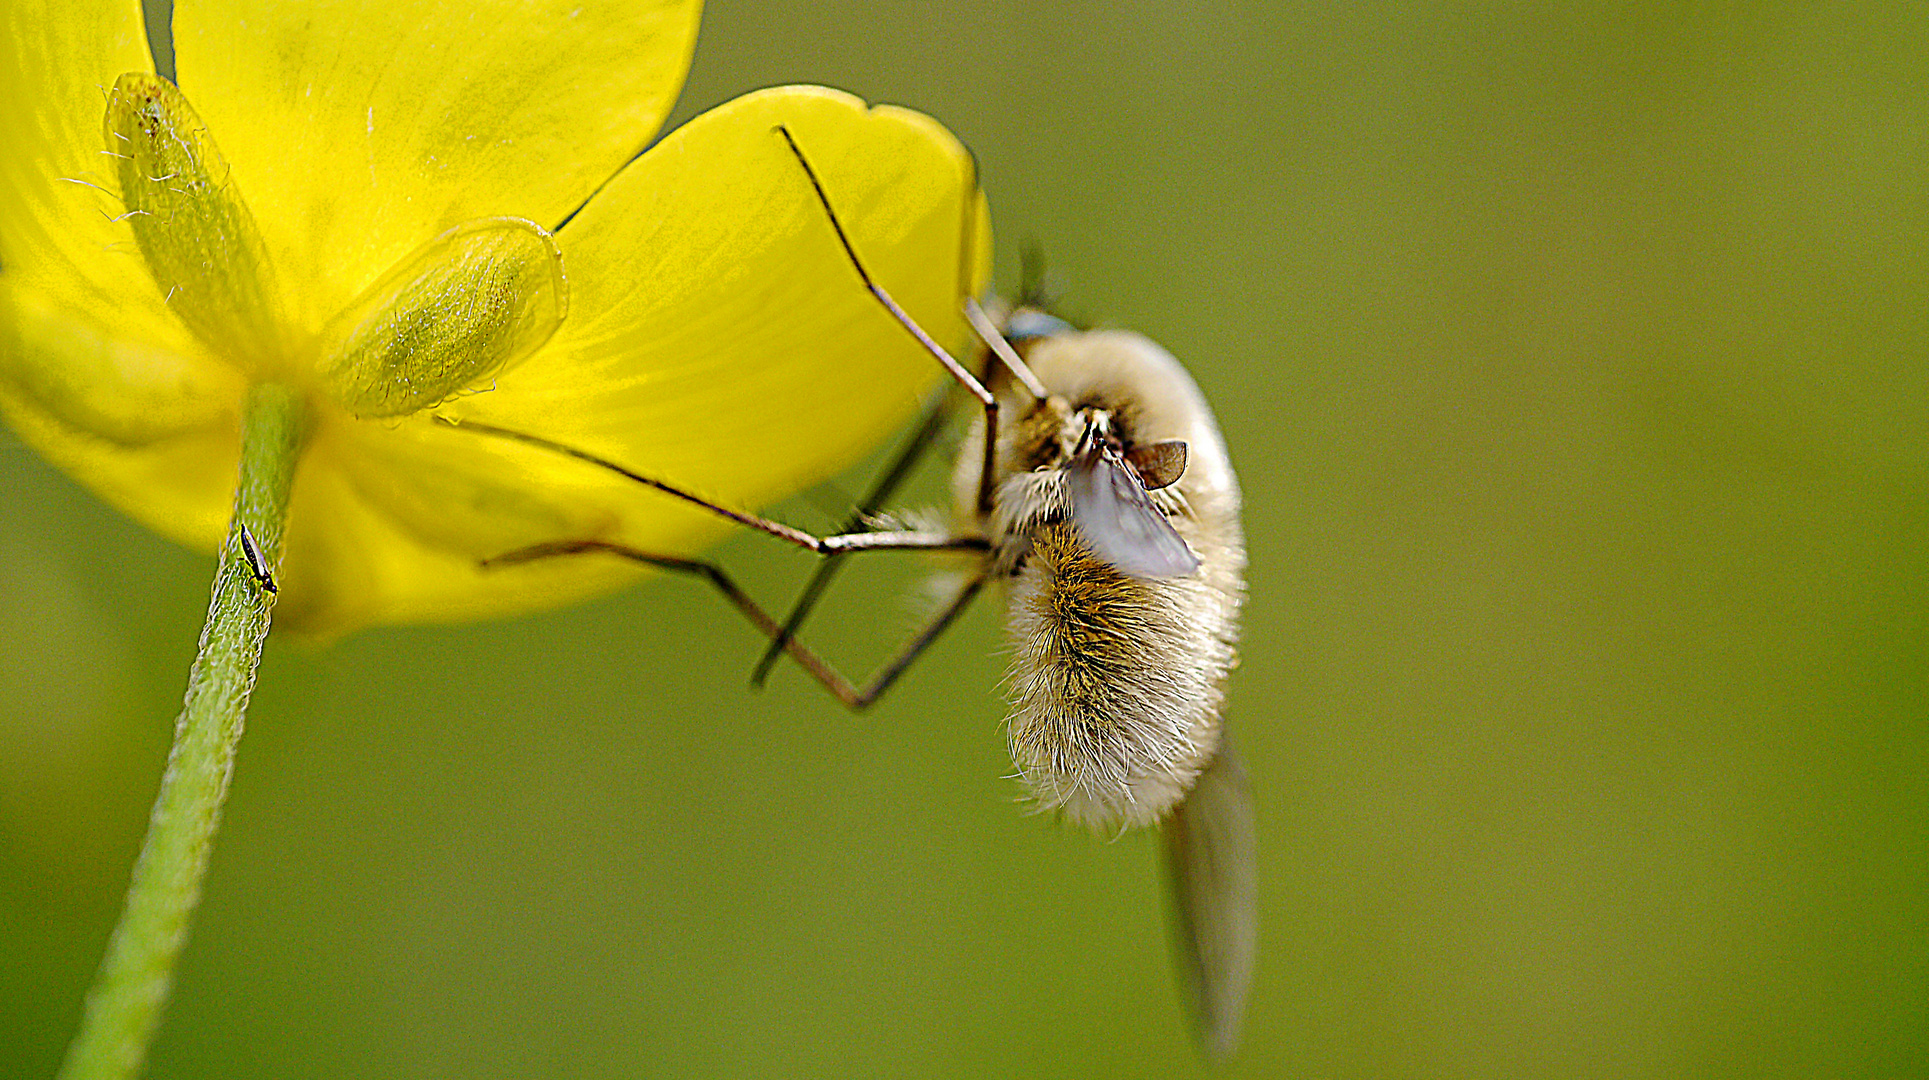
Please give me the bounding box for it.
[0,0,243,550]
[0,281,241,551]
[317,218,566,418]
[270,415,645,633]
[0,364,239,551]
[171,0,702,335]
[445,85,991,526]
[302,87,990,634]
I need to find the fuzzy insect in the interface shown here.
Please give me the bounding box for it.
[440,128,1256,1057]
[941,309,1256,1059]
[952,313,1243,829]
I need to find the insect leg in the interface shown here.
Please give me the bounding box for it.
[436,415,837,555]
[752,388,954,685]
[443,410,987,705]
[486,540,868,705]
[840,570,988,708]
[486,539,986,711]
[773,124,1005,514]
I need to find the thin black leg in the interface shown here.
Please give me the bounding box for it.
[436,415,982,560]
[485,539,986,711]
[753,388,954,685]
[773,124,1007,514]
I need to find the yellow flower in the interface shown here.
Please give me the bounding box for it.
[0,0,990,637]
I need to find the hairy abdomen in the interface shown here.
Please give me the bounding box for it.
[1004,524,1235,829]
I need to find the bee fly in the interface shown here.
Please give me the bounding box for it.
[441,127,1255,1058]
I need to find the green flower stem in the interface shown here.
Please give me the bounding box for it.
[59,383,311,1080]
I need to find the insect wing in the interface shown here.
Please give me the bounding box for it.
[1163,737,1257,1061]
[1066,447,1202,578]
[1124,439,1188,491]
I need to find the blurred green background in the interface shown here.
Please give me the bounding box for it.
[5,2,1927,1077]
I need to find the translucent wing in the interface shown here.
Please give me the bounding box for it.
[1163,736,1257,1061]
[1066,445,1201,578]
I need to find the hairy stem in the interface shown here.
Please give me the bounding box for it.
[58,383,310,1080]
